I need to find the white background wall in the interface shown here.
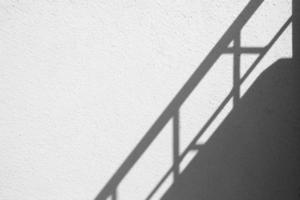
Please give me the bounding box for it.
[0,0,292,199]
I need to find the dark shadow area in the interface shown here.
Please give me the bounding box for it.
[162,1,300,199]
[94,0,299,199]
[162,59,300,199]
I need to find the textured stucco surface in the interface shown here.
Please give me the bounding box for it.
[0,0,292,199]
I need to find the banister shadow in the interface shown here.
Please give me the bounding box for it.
[94,0,293,199]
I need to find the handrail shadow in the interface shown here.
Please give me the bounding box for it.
[94,1,292,199]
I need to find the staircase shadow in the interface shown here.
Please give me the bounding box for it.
[162,59,300,200]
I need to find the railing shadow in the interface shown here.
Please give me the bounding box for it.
[94,1,293,199]
[145,15,292,200]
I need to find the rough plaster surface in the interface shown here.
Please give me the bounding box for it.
[0,0,292,199]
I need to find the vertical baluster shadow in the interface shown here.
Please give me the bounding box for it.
[173,111,180,180]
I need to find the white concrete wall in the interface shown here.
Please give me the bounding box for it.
[0,0,292,200]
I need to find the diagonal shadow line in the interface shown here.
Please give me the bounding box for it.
[145,16,292,200]
[94,1,263,199]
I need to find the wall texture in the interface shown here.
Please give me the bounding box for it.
[0,0,292,200]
